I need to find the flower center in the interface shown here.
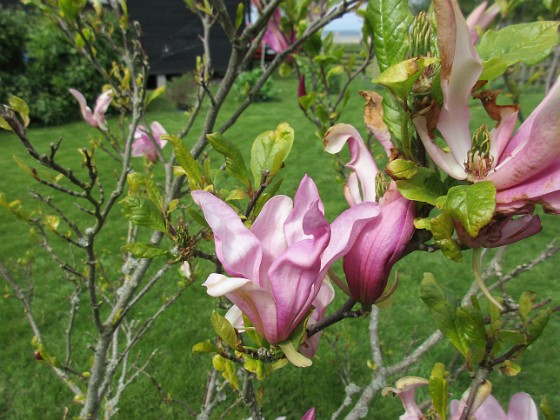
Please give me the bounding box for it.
[465,124,494,182]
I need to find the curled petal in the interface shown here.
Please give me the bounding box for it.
[324,124,379,202]
[192,190,262,281]
[225,305,245,331]
[69,88,96,127]
[93,90,112,129]
[414,114,467,180]
[301,407,316,420]
[433,0,483,164]
[150,121,167,148]
[283,175,327,245]
[466,2,500,44]
[456,214,541,248]
[203,273,251,296]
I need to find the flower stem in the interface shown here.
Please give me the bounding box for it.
[472,247,503,310]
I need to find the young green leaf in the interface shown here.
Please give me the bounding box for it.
[192,340,219,354]
[120,196,166,232]
[374,57,438,102]
[164,134,203,190]
[121,242,173,259]
[207,132,250,187]
[386,159,418,180]
[396,167,445,205]
[210,311,238,349]
[439,182,496,238]
[250,123,294,186]
[429,363,448,420]
[9,96,30,128]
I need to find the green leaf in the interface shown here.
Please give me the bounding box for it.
[478,22,560,80]
[326,65,344,82]
[0,115,13,131]
[212,354,226,371]
[146,87,166,108]
[210,311,238,349]
[187,207,209,228]
[235,2,244,30]
[164,134,202,190]
[527,309,551,345]
[374,57,438,102]
[420,273,469,357]
[455,305,486,367]
[500,360,521,377]
[121,242,172,259]
[9,96,30,128]
[429,363,448,420]
[120,196,166,232]
[366,0,413,72]
[544,0,560,15]
[223,358,239,390]
[298,92,316,111]
[207,132,250,187]
[244,356,267,380]
[58,0,86,19]
[386,159,417,180]
[396,167,445,205]
[250,123,294,186]
[192,340,219,354]
[430,213,462,262]
[439,182,496,238]
[519,291,536,325]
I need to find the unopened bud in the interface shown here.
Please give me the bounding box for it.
[410,12,432,57]
[34,351,43,361]
[375,172,388,199]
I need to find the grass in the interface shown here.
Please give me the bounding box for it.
[1,75,559,419]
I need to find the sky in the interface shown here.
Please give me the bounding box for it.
[324,11,363,33]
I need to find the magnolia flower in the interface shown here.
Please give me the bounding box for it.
[69,88,112,129]
[450,392,538,420]
[192,175,378,345]
[324,124,415,305]
[466,1,500,44]
[251,0,294,55]
[413,0,560,244]
[386,376,538,420]
[131,122,167,162]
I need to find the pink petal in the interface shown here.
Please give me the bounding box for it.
[324,124,379,202]
[283,175,327,246]
[225,280,280,343]
[299,279,335,358]
[150,121,167,148]
[93,90,112,128]
[268,232,330,343]
[489,107,519,166]
[487,78,560,189]
[192,190,262,281]
[301,407,316,420]
[495,158,560,211]
[319,201,380,279]
[466,2,499,44]
[344,172,362,207]
[344,197,415,304]
[250,195,292,289]
[473,394,507,420]
[69,88,96,127]
[224,305,245,331]
[433,0,483,164]
[414,114,467,180]
[506,392,538,420]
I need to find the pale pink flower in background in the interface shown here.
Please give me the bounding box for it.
[450,392,538,420]
[193,175,378,345]
[466,1,500,44]
[131,122,167,162]
[324,124,415,305]
[69,88,112,130]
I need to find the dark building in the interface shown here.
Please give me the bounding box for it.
[128,0,245,85]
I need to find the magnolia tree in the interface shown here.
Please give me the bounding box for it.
[1,0,560,418]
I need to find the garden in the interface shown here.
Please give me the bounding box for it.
[1,0,560,419]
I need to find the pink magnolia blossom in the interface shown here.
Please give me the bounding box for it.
[69,88,112,130]
[450,392,538,420]
[387,377,538,420]
[324,124,415,305]
[251,0,294,55]
[301,407,316,420]
[413,0,560,245]
[131,122,167,162]
[192,175,378,345]
[466,1,500,44]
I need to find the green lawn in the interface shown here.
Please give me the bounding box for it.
[1,76,559,419]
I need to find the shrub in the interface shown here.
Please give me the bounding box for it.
[0,5,117,126]
[165,73,197,110]
[234,68,276,102]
